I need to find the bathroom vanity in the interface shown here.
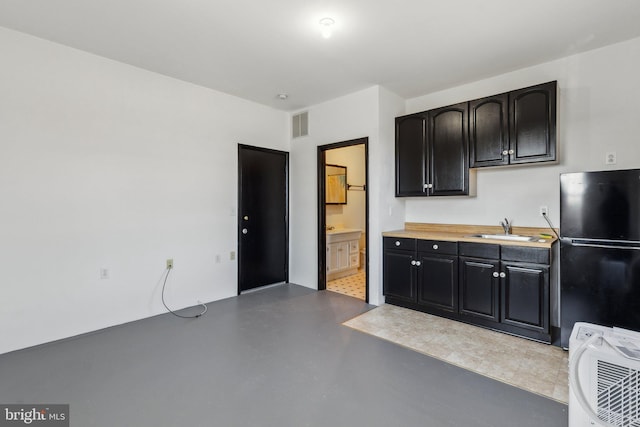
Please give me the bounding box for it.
[326,229,361,281]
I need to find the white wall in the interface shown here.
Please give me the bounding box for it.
[289,86,405,304]
[403,36,640,228]
[373,87,408,304]
[0,27,288,354]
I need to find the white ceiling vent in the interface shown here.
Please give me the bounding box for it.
[292,111,308,138]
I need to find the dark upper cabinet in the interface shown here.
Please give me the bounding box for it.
[469,81,557,168]
[395,113,427,196]
[469,93,509,167]
[395,103,469,197]
[509,81,557,165]
[428,103,469,195]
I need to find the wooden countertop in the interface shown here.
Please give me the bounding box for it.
[382,222,558,248]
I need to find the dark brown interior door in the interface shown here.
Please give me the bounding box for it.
[238,144,288,293]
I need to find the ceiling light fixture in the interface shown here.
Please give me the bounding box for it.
[319,17,335,39]
[277,93,288,100]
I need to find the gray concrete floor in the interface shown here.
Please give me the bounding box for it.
[0,284,567,426]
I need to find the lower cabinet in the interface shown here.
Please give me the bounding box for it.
[501,261,549,334]
[383,238,417,302]
[417,240,458,313]
[459,257,500,322]
[382,238,458,311]
[384,237,553,343]
[328,241,350,272]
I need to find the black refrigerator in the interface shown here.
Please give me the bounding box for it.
[560,168,640,348]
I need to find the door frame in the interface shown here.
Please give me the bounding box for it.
[237,144,289,294]
[317,137,369,302]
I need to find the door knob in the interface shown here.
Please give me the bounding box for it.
[411,260,416,266]
[493,272,499,278]
[242,228,248,234]
[499,272,506,278]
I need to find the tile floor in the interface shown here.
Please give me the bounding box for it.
[343,304,569,404]
[327,270,366,300]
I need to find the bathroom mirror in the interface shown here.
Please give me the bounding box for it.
[326,164,347,205]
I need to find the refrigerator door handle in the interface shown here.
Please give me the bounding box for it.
[568,240,640,251]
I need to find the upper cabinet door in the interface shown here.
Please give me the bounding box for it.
[428,102,469,195]
[509,81,557,164]
[395,113,427,196]
[469,93,509,168]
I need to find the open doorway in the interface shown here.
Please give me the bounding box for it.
[318,138,368,302]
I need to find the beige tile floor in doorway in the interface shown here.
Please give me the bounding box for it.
[344,304,569,404]
[327,270,366,300]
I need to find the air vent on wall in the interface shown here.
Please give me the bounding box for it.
[292,111,308,138]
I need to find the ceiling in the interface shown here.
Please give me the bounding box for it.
[1,0,640,111]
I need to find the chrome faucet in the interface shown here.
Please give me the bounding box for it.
[500,218,512,235]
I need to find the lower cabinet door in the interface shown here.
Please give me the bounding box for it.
[500,262,549,333]
[383,250,416,302]
[327,241,350,273]
[417,253,458,312]
[459,257,500,322]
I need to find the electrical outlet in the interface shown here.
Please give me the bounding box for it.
[230,251,236,261]
[100,268,109,279]
[539,206,549,216]
[606,151,617,165]
[166,259,174,269]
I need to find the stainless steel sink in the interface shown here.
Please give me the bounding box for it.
[470,234,539,242]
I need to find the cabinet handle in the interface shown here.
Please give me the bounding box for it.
[432,244,438,250]
[426,183,433,189]
[415,261,421,266]
[395,241,401,246]
[502,150,509,155]
[492,272,499,278]
[508,149,514,155]
[411,260,416,266]
[499,272,506,278]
